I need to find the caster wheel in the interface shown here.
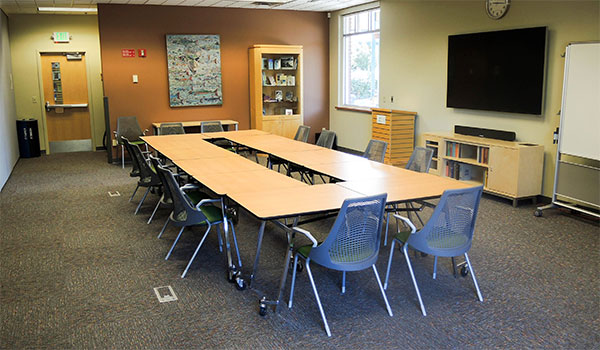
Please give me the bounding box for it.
[460,265,469,277]
[259,297,267,316]
[288,259,303,274]
[534,209,543,217]
[226,207,239,225]
[235,278,247,291]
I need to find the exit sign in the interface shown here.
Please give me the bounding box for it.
[53,32,70,43]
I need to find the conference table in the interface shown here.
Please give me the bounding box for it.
[141,130,471,313]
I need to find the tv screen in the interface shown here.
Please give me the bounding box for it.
[447,27,547,115]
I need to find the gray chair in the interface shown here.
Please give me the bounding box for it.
[384,186,484,316]
[316,129,336,149]
[158,122,185,135]
[155,162,242,278]
[269,125,311,171]
[201,121,235,150]
[384,146,434,245]
[288,193,393,337]
[122,137,162,215]
[363,139,388,163]
[114,116,148,169]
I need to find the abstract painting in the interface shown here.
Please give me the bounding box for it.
[166,34,223,107]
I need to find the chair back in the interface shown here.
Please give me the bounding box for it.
[124,138,160,186]
[117,116,143,143]
[201,121,224,133]
[363,140,388,163]
[154,163,208,224]
[309,193,387,271]
[149,156,174,204]
[405,146,433,173]
[407,186,483,257]
[294,125,311,143]
[158,122,185,135]
[316,130,336,149]
[120,136,141,176]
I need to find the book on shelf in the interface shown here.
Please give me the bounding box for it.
[268,59,273,70]
[267,75,276,86]
[274,58,281,70]
[262,58,269,70]
[287,75,295,86]
[281,56,295,70]
[275,90,283,102]
[262,71,267,86]
[285,91,293,102]
[276,73,287,86]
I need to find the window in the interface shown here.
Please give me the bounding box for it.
[342,8,380,108]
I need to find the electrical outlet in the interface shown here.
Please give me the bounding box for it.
[32,96,38,103]
[112,139,118,147]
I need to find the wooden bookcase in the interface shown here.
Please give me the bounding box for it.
[249,45,303,139]
[371,108,416,167]
[423,132,544,206]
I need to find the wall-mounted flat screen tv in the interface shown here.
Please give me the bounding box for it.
[447,26,547,115]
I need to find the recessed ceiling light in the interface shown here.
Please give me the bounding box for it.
[37,7,98,13]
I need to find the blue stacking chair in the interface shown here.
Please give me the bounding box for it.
[288,193,393,337]
[155,162,241,278]
[384,186,484,316]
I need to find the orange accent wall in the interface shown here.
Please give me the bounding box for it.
[98,4,329,145]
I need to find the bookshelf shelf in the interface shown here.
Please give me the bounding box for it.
[424,132,544,207]
[250,45,303,138]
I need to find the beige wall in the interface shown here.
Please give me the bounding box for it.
[330,0,599,197]
[9,14,104,151]
[0,10,19,190]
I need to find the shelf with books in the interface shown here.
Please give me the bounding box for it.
[250,45,303,138]
[424,132,544,206]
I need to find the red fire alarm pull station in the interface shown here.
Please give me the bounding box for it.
[121,49,136,58]
[138,49,147,57]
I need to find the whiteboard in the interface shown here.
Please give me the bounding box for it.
[559,42,600,161]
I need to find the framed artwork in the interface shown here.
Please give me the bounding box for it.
[166,34,223,107]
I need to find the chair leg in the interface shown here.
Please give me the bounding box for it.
[121,145,125,169]
[230,222,242,268]
[158,215,171,239]
[464,253,484,302]
[216,225,223,252]
[341,271,346,294]
[129,184,140,202]
[134,187,151,215]
[402,244,427,316]
[372,265,393,317]
[181,224,212,278]
[305,260,332,337]
[288,254,300,309]
[165,226,185,260]
[451,257,457,278]
[433,256,438,279]
[384,239,397,290]
[147,196,162,224]
[408,202,426,227]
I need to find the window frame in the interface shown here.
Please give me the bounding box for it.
[340,7,381,109]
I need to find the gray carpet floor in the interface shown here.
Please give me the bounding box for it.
[0,151,598,349]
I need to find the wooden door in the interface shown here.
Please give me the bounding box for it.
[40,53,91,142]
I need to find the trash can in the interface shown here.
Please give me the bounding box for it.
[16,119,41,158]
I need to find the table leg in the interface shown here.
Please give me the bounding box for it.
[221,197,245,290]
[250,220,267,288]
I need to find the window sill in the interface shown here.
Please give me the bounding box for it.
[334,106,373,114]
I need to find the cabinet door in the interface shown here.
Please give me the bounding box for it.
[487,146,518,196]
[261,118,282,135]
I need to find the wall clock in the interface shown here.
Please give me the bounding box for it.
[486,0,510,19]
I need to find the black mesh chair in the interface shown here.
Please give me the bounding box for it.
[201,121,235,151]
[384,146,434,245]
[114,116,148,169]
[288,129,336,184]
[158,122,185,135]
[269,125,311,172]
[316,129,336,149]
[384,186,484,316]
[122,137,162,215]
[288,193,393,337]
[155,162,241,278]
[363,139,388,163]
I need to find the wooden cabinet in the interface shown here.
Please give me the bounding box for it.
[249,45,303,139]
[371,108,416,167]
[423,132,544,206]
